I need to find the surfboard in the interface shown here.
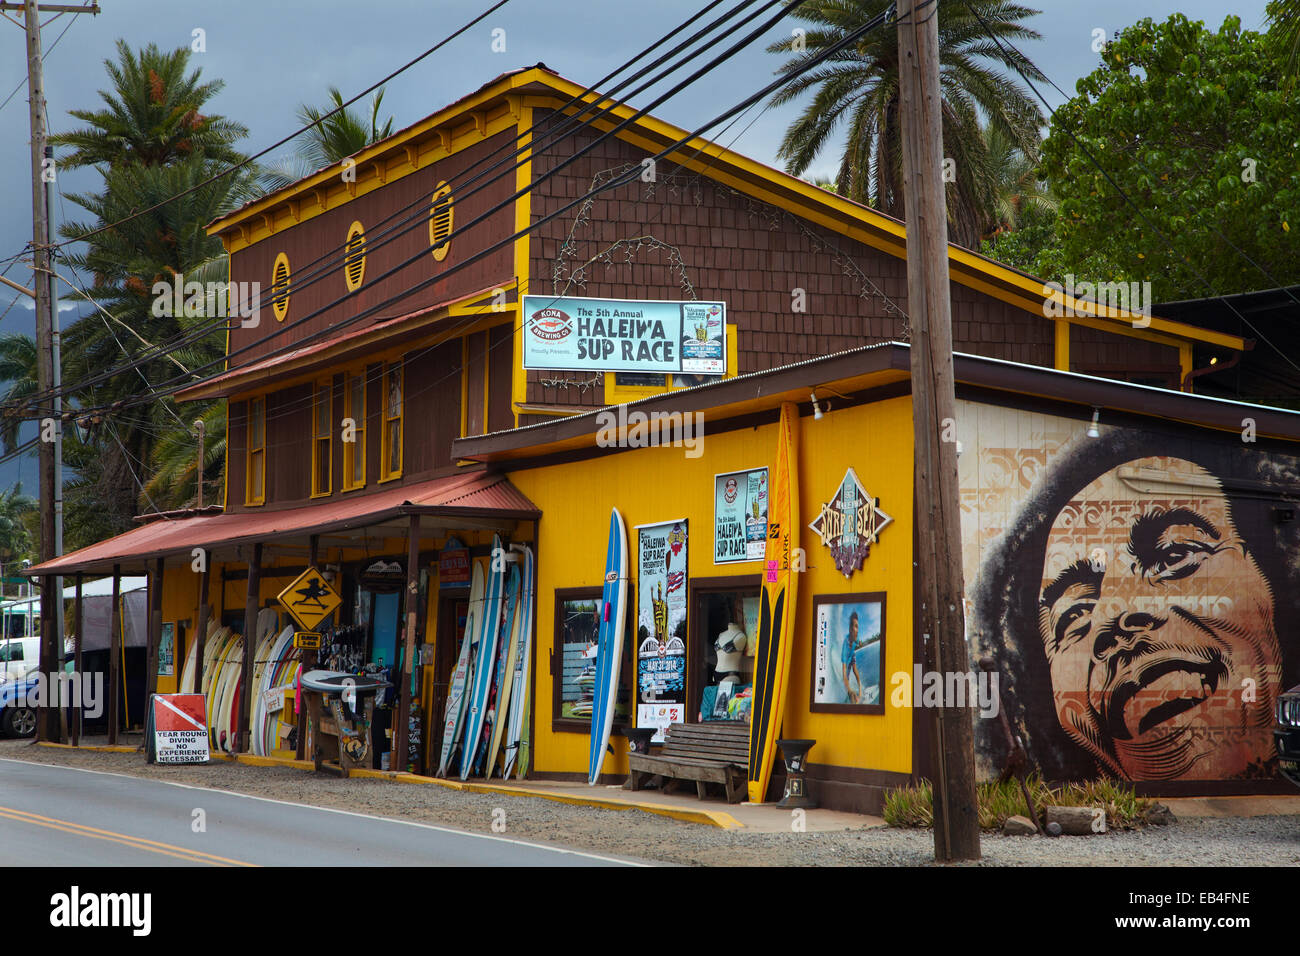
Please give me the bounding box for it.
[502,545,535,779]
[486,561,522,776]
[437,560,483,776]
[459,533,506,781]
[588,508,628,786]
[748,401,800,803]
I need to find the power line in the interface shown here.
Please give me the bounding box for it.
[77,0,839,415]
[8,0,784,415]
[961,0,1300,377]
[0,6,75,115]
[6,0,766,411]
[42,0,516,254]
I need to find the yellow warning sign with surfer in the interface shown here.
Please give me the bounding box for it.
[278,567,341,631]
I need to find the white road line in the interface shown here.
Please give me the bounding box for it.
[0,757,650,866]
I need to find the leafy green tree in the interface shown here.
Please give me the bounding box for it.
[766,0,1046,247]
[1037,14,1300,300]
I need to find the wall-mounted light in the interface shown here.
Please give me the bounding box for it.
[1086,406,1101,439]
[810,390,830,420]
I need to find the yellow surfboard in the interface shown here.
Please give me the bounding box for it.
[747,402,800,803]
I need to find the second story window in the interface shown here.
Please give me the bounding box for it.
[380,362,403,482]
[342,369,366,491]
[246,396,266,506]
[311,380,331,498]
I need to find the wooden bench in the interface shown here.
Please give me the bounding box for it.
[627,721,750,804]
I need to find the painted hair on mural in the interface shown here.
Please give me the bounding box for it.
[971,421,1300,783]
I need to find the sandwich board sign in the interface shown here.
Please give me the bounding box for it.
[278,567,341,632]
[145,693,210,764]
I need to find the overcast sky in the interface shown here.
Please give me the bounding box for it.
[0,0,1276,488]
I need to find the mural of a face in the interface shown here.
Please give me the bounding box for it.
[1038,456,1282,780]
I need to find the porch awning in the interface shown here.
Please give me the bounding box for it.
[27,470,539,576]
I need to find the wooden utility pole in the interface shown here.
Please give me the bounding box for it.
[17,0,101,742]
[896,0,981,862]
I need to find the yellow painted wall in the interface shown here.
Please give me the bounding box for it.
[508,394,915,779]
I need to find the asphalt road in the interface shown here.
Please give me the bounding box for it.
[0,758,646,867]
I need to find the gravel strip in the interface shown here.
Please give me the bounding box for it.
[3,740,1297,866]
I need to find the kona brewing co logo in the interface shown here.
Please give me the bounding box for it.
[530,307,572,340]
[808,468,893,578]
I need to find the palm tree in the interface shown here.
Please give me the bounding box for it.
[979,122,1054,240]
[35,41,255,542]
[767,0,1047,247]
[49,39,247,170]
[260,87,395,192]
[1267,0,1300,82]
[0,483,37,568]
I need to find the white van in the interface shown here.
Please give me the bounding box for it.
[0,636,38,684]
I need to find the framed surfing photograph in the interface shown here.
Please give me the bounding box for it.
[810,592,885,715]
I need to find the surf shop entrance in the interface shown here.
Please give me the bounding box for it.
[24,474,542,779]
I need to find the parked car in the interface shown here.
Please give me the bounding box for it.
[0,636,38,684]
[1278,683,1300,788]
[0,672,37,738]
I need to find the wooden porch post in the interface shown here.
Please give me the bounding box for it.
[194,554,210,694]
[72,573,83,746]
[295,535,320,761]
[394,515,420,774]
[146,557,163,703]
[239,543,262,753]
[107,566,121,745]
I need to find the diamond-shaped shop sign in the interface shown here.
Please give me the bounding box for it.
[807,467,893,578]
[277,566,342,632]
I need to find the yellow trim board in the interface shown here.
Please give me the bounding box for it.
[37,742,137,754]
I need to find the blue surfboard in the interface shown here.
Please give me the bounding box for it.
[461,534,505,780]
[475,560,519,776]
[588,509,628,785]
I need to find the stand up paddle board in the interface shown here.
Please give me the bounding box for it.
[437,560,483,776]
[502,545,535,780]
[748,401,800,803]
[460,533,506,780]
[486,561,522,776]
[588,508,628,786]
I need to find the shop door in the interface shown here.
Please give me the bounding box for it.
[428,595,468,771]
[369,591,400,668]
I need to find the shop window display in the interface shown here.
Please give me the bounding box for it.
[696,591,758,722]
[555,589,632,727]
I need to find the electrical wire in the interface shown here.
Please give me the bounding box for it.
[68,0,839,417]
[961,0,1300,376]
[10,0,776,413]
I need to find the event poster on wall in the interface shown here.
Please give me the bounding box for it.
[635,519,689,741]
[713,468,768,563]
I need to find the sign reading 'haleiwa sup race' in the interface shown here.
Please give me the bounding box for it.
[522,295,725,374]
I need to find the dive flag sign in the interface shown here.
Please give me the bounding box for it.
[146,693,210,764]
[278,567,341,631]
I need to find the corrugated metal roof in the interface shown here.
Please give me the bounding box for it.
[28,472,538,576]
